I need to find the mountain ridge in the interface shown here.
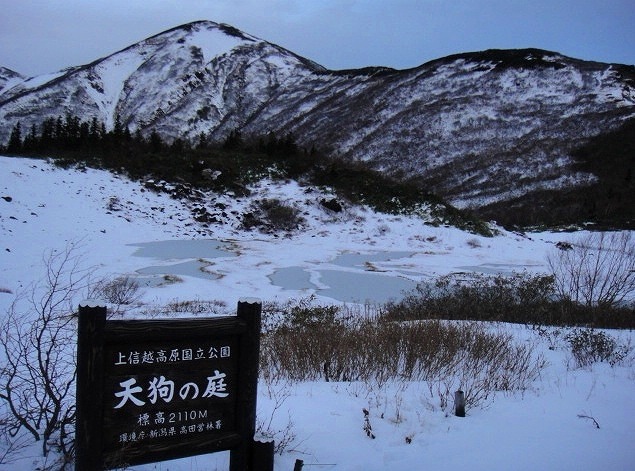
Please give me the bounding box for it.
[1,20,634,227]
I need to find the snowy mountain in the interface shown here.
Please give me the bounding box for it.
[1,20,634,221]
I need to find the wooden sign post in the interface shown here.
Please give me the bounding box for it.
[76,298,267,470]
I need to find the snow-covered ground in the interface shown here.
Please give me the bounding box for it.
[1,155,633,470]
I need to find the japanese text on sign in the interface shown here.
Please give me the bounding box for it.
[118,409,223,444]
[114,371,229,409]
[114,345,231,366]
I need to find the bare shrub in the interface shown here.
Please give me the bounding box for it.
[241,198,305,233]
[0,244,93,468]
[0,423,31,466]
[384,272,556,325]
[256,378,297,455]
[91,276,142,315]
[383,270,635,329]
[362,408,376,439]
[466,238,482,248]
[566,329,632,368]
[140,298,228,318]
[422,322,544,411]
[260,300,545,411]
[548,232,635,308]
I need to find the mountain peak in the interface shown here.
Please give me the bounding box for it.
[0,66,24,78]
[1,22,634,228]
[0,67,27,96]
[148,20,258,44]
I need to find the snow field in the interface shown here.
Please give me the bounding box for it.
[0,156,633,470]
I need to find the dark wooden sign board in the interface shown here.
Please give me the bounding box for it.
[75,299,267,470]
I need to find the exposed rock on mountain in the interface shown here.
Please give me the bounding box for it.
[1,20,634,226]
[0,67,25,94]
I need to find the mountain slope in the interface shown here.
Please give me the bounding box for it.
[1,21,634,226]
[0,67,26,95]
[0,21,325,132]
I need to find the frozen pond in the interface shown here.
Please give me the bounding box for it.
[316,270,417,304]
[131,239,420,303]
[331,251,414,268]
[136,260,221,281]
[129,239,234,260]
[130,239,232,287]
[268,267,314,291]
[268,267,417,304]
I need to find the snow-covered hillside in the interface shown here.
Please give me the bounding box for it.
[1,21,634,215]
[0,155,556,307]
[0,21,325,139]
[1,156,633,470]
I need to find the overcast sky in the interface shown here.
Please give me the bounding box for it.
[1,0,634,77]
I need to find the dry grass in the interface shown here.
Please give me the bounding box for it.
[260,300,545,411]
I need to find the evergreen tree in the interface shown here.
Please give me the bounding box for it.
[148,130,164,153]
[79,121,90,145]
[133,129,144,145]
[113,114,124,137]
[62,114,77,149]
[54,116,64,141]
[223,129,243,150]
[22,123,38,152]
[89,117,100,141]
[7,122,22,153]
[41,117,55,147]
[197,132,209,149]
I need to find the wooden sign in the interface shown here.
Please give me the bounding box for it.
[75,299,263,470]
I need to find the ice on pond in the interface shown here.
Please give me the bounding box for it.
[268,267,315,291]
[129,239,233,260]
[268,251,420,303]
[316,269,417,304]
[136,260,221,280]
[132,240,422,303]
